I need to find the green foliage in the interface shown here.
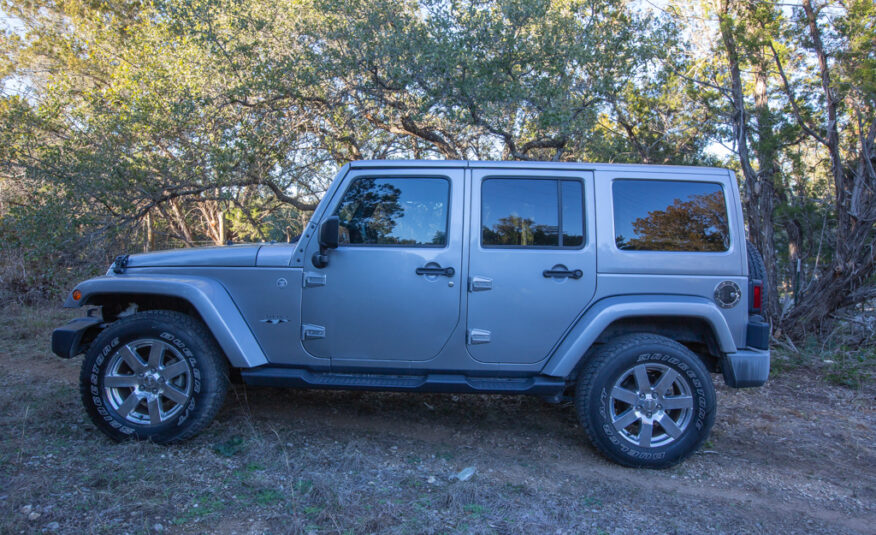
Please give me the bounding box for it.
[0,0,873,337]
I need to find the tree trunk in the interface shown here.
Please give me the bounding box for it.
[718,0,781,322]
[168,198,195,247]
[750,57,781,322]
[801,0,847,261]
[778,0,876,337]
[144,212,154,252]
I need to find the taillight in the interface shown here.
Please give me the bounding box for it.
[751,282,762,312]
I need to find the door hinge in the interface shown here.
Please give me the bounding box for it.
[303,272,327,288]
[468,329,491,345]
[468,276,493,292]
[301,324,326,341]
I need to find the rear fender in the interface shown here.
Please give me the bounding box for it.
[541,295,738,379]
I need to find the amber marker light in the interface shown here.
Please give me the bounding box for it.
[72,289,82,301]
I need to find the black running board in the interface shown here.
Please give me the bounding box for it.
[240,367,566,396]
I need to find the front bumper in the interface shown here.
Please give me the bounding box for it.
[51,317,102,359]
[722,347,770,388]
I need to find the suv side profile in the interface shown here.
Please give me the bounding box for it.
[52,160,770,468]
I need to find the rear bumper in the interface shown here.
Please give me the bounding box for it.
[746,316,770,349]
[51,317,102,359]
[722,347,770,388]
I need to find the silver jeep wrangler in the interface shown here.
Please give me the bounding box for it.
[53,160,770,468]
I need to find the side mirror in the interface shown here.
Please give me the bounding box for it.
[312,216,339,268]
[318,216,339,250]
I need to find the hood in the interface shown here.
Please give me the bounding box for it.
[125,245,263,268]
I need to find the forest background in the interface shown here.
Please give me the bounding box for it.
[1,0,874,343]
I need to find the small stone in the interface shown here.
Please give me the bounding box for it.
[452,466,476,482]
[20,505,32,515]
[153,523,164,532]
[426,476,437,484]
[28,512,41,521]
[46,522,60,531]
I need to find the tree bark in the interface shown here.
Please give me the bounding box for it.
[168,198,195,247]
[801,0,847,261]
[718,0,781,322]
[144,212,154,252]
[751,56,781,321]
[778,0,876,336]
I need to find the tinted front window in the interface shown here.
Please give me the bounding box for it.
[336,177,449,246]
[482,178,584,247]
[613,179,729,252]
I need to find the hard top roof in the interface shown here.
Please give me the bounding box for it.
[347,159,729,175]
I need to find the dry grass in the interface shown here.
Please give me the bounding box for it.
[1,304,874,534]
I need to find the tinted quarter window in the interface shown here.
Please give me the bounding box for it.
[482,178,584,248]
[336,177,449,246]
[613,179,729,252]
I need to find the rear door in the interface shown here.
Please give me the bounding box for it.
[466,168,596,364]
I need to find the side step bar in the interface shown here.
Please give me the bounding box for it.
[240,367,566,396]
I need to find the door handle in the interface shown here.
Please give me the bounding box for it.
[543,268,583,279]
[416,266,455,277]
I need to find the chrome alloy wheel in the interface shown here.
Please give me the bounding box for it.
[103,339,193,426]
[609,363,694,448]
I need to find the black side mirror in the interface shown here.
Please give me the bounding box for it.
[319,216,339,250]
[312,216,339,268]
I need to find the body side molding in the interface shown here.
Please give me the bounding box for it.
[64,275,268,368]
[541,295,738,378]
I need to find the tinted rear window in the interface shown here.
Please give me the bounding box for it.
[613,179,729,252]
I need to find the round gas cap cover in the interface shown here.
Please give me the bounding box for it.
[714,280,741,309]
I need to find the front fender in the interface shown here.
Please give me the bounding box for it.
[541,295,738,379]
[65,275,268,369]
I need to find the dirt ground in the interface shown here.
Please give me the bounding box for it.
[0,305,874,534]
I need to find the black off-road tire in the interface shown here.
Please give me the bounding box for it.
[80,310,229,443]
[747,240,768,297]
[575,334,716,469]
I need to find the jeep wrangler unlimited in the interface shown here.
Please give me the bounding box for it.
[53,160,770,468]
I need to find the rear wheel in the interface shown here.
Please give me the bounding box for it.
[575,334,716,468]
[80,310,229,443]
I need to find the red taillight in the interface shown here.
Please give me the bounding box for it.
[752,283,762,311]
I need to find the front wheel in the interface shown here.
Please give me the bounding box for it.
[575,334,716,468]
[80,310,229,443]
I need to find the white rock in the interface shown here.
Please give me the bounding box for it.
[453,466,476,482]
[153,523,164,532]
[47,522,60,531]
[28,512,41,521]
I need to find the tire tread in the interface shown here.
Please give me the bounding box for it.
[575,333,715,469]
[79,309,229,444]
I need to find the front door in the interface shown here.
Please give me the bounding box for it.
[301,168,464,363]
[466,168,596,364]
